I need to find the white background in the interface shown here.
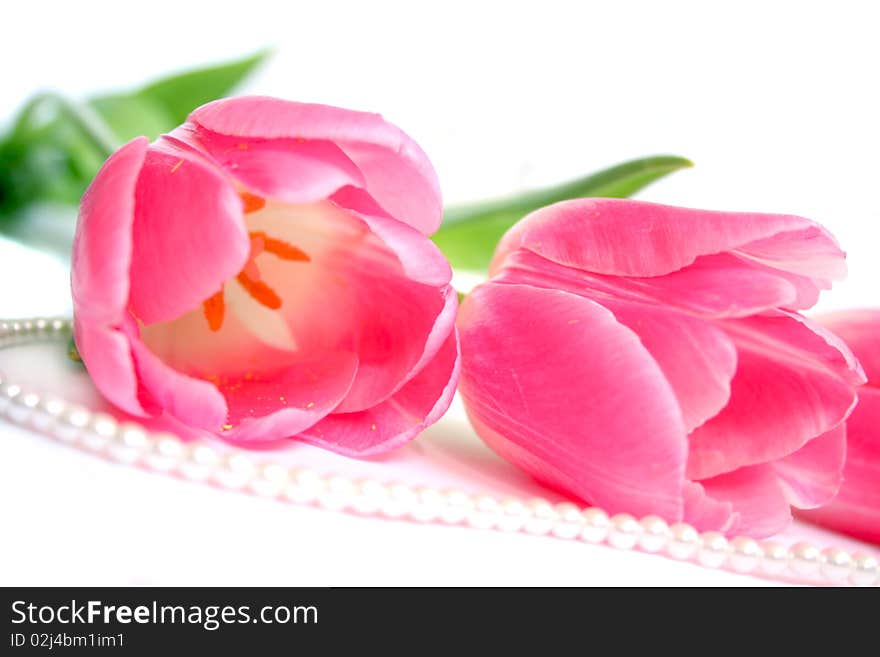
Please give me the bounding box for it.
[0,0,878,585]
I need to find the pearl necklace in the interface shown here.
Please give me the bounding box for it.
[1,317,877,587]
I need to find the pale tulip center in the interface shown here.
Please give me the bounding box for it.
[200,191,311,351]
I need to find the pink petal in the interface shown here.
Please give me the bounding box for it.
[687,312,859,479]
[332,186,452,287]
[498,249,812,319]
[598,299,737,433]
[73,318,155,417]
[302,329,460,456]
[71,138,152,417]
[816,309,880,385]
[222,351,360,444]
[457,282,688,520]
[176,124,367,204]
[128,139,250,325]
[798,389,880,544]
[697,465,792,537]
[189,96,442,234]
[122,317,228,432]
[682,481,735,533]
[772,423,846,508]
[492,198,845,280]
[72,136,147,325]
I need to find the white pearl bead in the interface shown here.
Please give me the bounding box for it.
[849,552,880,587]
[551,503,585,540]
[698,531,729,568]
[789,542,822,579]
[249,463,290,497]
[53,405,91,443]
[382,483,418,519]
[6,389,40,424]
[31,396,66,432]
[819,547,852,583]
[107,422,149,463]
[0,381,22,415]
[667,523,700,560]
[495,497,529,532]
[760,541,790,576]
[467,495,500,530]
[411,488,446,523]
[638,515,670,553]
[350,480,388,515]
[318,475,356,511]
[608,513,641,550]
[81,412,117,451]
[284,469,326,504]
[524,499,558,535]
[438,489,474,525]
[728,537,762,573]
[214,453,257,489]
[579,507,610,544]
[179,443,220,481]
[144,433,185,472]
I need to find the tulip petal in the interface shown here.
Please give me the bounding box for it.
[697,465,792,537]
[772,423,846,508]
[72,136,148,324]
[222,351,360,443]
[798,389,880,544]
[74,319,156,417]
[244,200,453,414]
[598,299,737,432]
[177,125,367,204]
[458,282,687,519]
[816,309,880,385]
[128,140,250,325]
[687,312,859,479]
[682,481,735,533]
[498,248,821,319]
[189,96,442,234]
[302,330,460,456]
[71,138,157,418]
[122,317,228,432]
[493,198,844,281]
[332,186,452,287]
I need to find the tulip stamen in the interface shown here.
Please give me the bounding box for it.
[240,191,266,214]
[203,290,225,332]
[248,231,311,262]
[236,271,282,310]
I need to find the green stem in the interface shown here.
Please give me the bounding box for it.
[12,92,119,159]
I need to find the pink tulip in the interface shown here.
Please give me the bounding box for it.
[72,96,459,455]
[457,198,864,537]
[798,310,880,544]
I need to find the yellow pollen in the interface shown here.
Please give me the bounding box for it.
[170,160,183,174]
[371,424,377,431]
[221,423,233,431]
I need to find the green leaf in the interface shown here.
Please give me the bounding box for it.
[87,94,172,143]
[432,154,693,272]
[134,49,270,129]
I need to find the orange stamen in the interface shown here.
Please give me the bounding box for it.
[249,231,311,262]
[239,192,266,214]
[203,290,225,331]
[236,271,282,309]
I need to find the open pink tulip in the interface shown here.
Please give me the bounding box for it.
[458,198,864,537]
[798,310,880,544]
[72,96,459,455]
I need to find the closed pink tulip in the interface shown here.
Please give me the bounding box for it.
[798,310,880,544]
[458,198,864,537]
[72,96,459,455]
